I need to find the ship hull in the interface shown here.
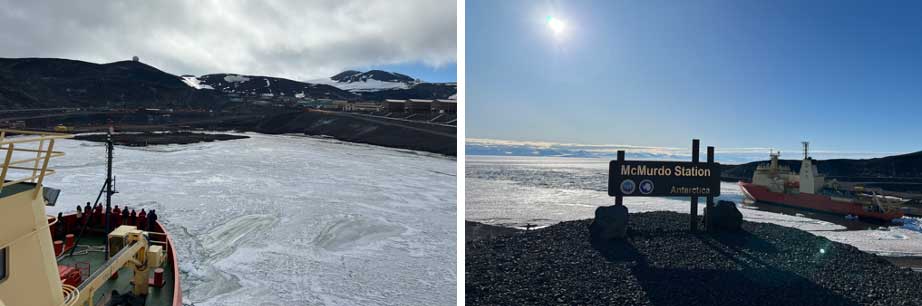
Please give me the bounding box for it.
[738,182,903,221]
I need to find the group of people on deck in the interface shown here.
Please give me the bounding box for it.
[53,202,159,240]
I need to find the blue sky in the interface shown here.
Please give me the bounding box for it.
[466,0,922,153]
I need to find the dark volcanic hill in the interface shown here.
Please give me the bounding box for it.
[196,73,357,100]
[357,82,457,100]
[722,151,922,180]
[0,57,224,109]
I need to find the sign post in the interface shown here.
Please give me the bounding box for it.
[615,150,624,207]
[691,140,699,231]
[608,139,720,232]
[705,145,715,231]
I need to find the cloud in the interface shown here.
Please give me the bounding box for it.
[0,0,456,80]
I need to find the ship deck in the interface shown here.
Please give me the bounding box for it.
[53,214,180,306]
[57,236,176,306]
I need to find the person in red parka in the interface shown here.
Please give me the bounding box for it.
[138,209,148,230]
[122,207,130,227]
[94,204,103,227]
[129,210,137,227]
[112,205,122,227]
[84,202,92,227]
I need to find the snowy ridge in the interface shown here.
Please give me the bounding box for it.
[311,77,411,92]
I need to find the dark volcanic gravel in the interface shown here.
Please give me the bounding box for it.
[74,132,248,146]
[466,211,922,306]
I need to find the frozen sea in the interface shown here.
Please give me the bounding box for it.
[41,133,457,306]
[467,155,922,257]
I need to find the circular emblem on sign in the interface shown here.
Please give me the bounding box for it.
[620,179,636,195]
[639,179,654,195]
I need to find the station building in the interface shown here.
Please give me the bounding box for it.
[384,99,406,112]
[406,99,433,113]
[344,102,382,112]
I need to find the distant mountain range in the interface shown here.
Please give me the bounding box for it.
[722,151,922,180]
[0,57,456,109]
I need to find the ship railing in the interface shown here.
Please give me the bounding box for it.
[0,129,74,196]
[61,283,80,306]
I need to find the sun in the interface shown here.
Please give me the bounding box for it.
[546,16,566,35]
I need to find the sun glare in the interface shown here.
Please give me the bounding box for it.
[546,16,565,35]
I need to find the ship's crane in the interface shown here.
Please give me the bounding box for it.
[67,226,164,306]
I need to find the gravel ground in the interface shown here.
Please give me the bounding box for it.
[466,221,521,243]
[467,211,922,306]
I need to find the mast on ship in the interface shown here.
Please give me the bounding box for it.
[798,141,825,194]
[104,126,115,258]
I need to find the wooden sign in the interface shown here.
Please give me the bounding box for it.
[608,161,721,197]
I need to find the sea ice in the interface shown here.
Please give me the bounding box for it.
[43,133,457,306]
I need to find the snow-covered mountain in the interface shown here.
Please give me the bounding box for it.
[188,73,358,100]
[308,70,457,100]
[311,70,420,92]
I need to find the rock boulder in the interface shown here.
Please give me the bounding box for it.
[589,205,629,240]
[706,200,743,232]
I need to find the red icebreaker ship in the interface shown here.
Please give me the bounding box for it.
[738,142,906,222]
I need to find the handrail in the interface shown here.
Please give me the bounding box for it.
[0,129,73,195]
[60,284,80,306]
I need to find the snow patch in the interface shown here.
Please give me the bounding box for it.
[223,74,251,83]
[181,76,214,90]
